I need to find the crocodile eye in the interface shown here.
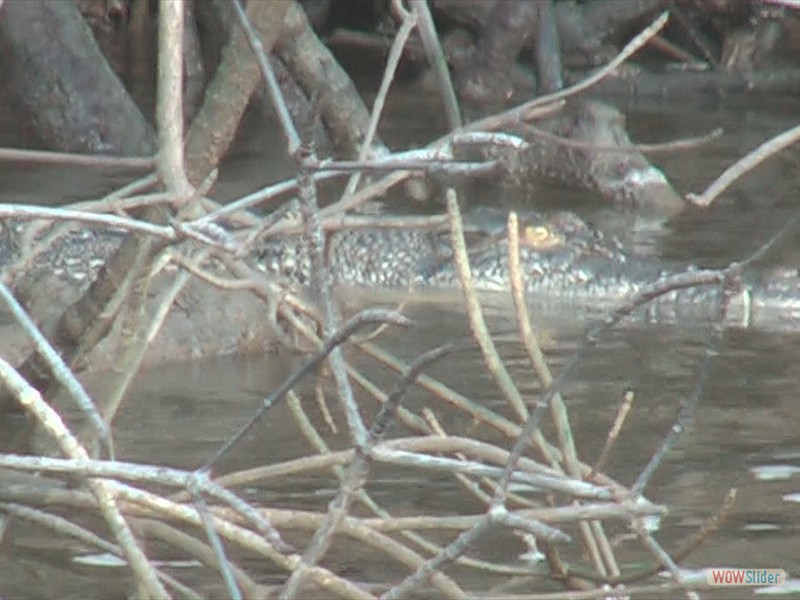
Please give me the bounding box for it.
[523,225,562,249]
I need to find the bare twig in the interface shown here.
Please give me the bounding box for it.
[0,452,289,556]
[319,11,668,221]
[0,360,169,598]
[0,282,111,456]
[637,529,700,600]
[64,173,160,214]
[337,0,417,203]
[194,171,340,226]
[235,0,378,455]
[410,0,462,129]
[445,193,529,422]
[310,156,500,175]
[687,122,800,207]
[466,11,670,133]
[135,518,254,598]
[188,483,243,600]
[201,309,412,471]
[507,212,613,578]
[107,482,376,600]
[0,503,198,599]
[375,346,452,438]
[157,0,191,196]
[585,489,737,586]
[0,204,178,242]
[0,147,153,168]
[669,2,719,69]
[100,248,212,425]
[632,277,736,496]
[520,122,724,154]
[381,519,492,600]
[591,391,635,477]
[232,0,300,154]
[279,345,453,599]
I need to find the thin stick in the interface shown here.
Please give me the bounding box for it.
[0,281,111,455]
[135,518,254,598]
[591,391,635,477]
[194,170,340,225]
[279,346,453,600]
[232,0,300,155]
[583,488,737,585]
[238,0,377,451]
[300,164,373,445]
[688,122,800,207]
[322,11,669,219]
[0,204,178,241]
[507,213,613,578]
[101,248,211,425]
[1,503,198,599]
[311,156,498,175]
[445,192,529,422]
[638,530,700,600]
[0,359,169,598]
[410,0,462,129]
[188,484,243,600]
[337,0,418,204]
[0,147,153,168]
[106,482,375,600]
[632,280,735,496]
[157,0,191,195]
[466,11,670,133]
[521,123,724,154]
[201,309,412,471]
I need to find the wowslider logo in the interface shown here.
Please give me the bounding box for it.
[707,568,786,586]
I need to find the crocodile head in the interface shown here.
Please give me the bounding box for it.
[568,101,684,212]
[253,210,657,301]
[455,211,654,299]
[497,100,685,213]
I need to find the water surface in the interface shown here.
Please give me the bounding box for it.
[1,91,798,598]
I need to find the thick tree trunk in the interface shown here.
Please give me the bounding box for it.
[0,0,155,155]
[1,1,292,414]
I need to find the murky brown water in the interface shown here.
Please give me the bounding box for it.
[1,89,799,598]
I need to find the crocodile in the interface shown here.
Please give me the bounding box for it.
[1,208,798,371]
[481,100,685,212]
[254,209,800,329]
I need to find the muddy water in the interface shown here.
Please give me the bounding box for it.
[1,93,800,598]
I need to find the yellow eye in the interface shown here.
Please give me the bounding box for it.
[523,225,562,248]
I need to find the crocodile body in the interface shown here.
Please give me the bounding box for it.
[2,209,799,370]
[254,210,800,330]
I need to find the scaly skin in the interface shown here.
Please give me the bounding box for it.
[4,210,800,330]
[2,209,799,372]
[254,210,800,330]
[488,100,685,212]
